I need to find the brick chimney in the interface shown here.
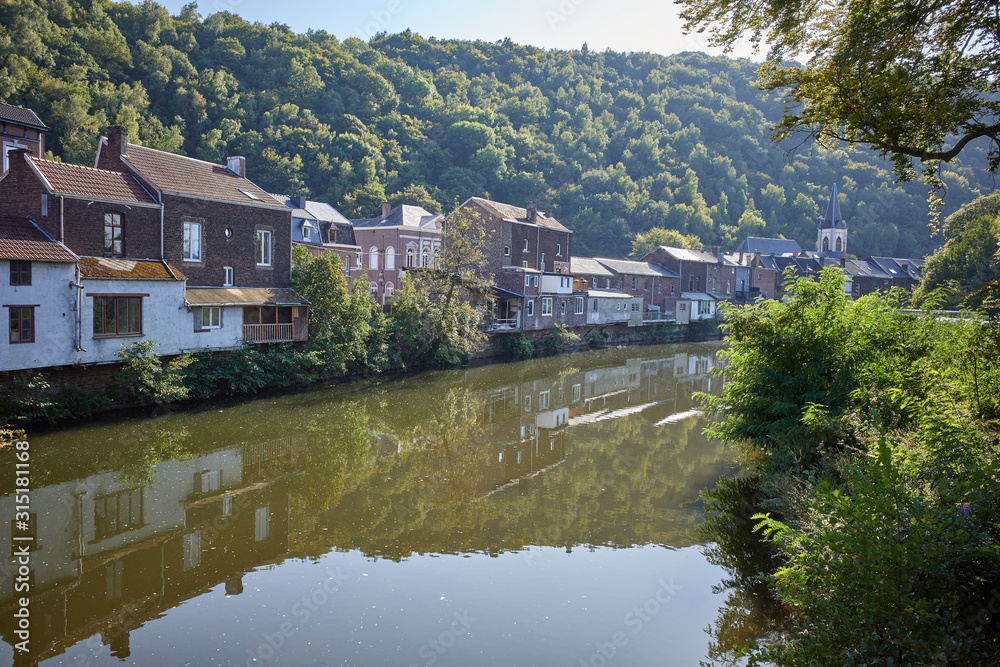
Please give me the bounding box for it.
[753,251,762,267]
[526,201,537,222]
[106,125,129,160]
[382,201,391,217]
[226,156,246,178]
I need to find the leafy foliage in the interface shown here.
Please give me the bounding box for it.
[114,341,192,405]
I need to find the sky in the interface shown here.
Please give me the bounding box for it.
[152,0,762,60]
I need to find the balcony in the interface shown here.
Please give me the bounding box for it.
[487,317,521,331]
[243,323,294,343]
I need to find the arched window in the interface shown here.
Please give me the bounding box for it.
[385,246,395,270]
[370,282,379,300]
[835,237,842,252]
[822,237,830,252]
[385,282,394,299]
[406,246,416,267]
[369,247,379,270]
[422,248,430,267]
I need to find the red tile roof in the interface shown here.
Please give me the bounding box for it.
[78,256,185,280]
[469,197,570,232]
[27,157,158,206]
[120,143,284,208]
[0,217,76,262]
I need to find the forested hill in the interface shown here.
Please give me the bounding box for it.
[1,1,992,258]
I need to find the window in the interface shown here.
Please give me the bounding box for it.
[199,307,222,329]
[657,281,662,294]
[504,246,510,257]
[302,222,311,241]
[183,221,202,261]
[631,302,640,312]
[524,395,531,411]
[10,260,30,286]
[369,246,379,270]
[8,307,34,343]
[575,296,584,314]
[94,488,143,539]
[183,531,201,570]
[540,253,545,271]
[93,296,142,336]
[556,243,561,256]
[726,280,731,294]
[541,297,553,316]
[255,507,270,541]
[385,246,395,270]
[256,230,272,266]
[422,248,430,267]
[605,278,611,288]
[370,282,379,299]
[522,261,528,268]
[560,300,566,315]
[592,300,597,311]
[539,391,550,410]
[356,251,362,267]
[525,274,532,287]
[41,194,47,217]
[533,275,538,287]
[644,278,649,290]
[385,282,394,299]
[344,255,351,274]
[572,384,582,401]
[406,247,416,267]
[223,266,234,287]
[836,237,843,252]
[526,299,534,316]
[222,497,233,516]
[104,212,123,255]
[195,470,221,494]
[823,237,830,252]
[591,277,597,288]
[632,277,638,290]
[670,283,675,295]
[523,238,529,252]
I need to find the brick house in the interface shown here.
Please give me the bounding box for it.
[0,103,46,172]
[272,194,363,288]
[351,202,443,307]
[641,246,738,299]
[723,251,779,301]
[588,258,680,319]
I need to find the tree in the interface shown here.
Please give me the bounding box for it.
[629,227,703,258]
[387,207,493,367]
[678,0,1000,184]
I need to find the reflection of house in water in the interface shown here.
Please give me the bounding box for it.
[0,436,305,665]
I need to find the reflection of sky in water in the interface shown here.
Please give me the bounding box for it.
[0,341,732,666]
[47,546,726,667]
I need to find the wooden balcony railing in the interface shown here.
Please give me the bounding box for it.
[243,323,294,343]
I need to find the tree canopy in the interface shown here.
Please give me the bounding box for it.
[678,0,1000,185]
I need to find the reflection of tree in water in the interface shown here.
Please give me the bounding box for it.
[697,475,786,665]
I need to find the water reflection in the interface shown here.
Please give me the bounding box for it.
[0,342,732,665]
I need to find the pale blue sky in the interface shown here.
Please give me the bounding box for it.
[152,0,760,59]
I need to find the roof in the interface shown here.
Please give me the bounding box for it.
[681,292,715,301]
[0,217,76,262]
[26,156,158,206]
[270,194,352,225]
[491,285,523,299]
[821,183,847,229]
[656,246,723,264]
[351,204,442,229]
[106,141,284,209]
[185,287,309,307]
[593,257,678,278]
[79,256,185,280]
[734,237,802,256]
[587,288,635,299]
[843,260,892,280]
[0,103,46,131]
[467,197,570,232]
[571,257,615,277]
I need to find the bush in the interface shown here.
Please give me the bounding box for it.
[115,341,193,406]
[503,333,534,360]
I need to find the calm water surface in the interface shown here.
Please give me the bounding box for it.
[0,341,737,666]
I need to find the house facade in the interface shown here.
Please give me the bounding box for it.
[0,103,46,172]
[273,194,363,287]
[641,246,737,302]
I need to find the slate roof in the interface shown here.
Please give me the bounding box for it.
[467,197,570,232]
[0,104,46,131]
[734,237,802,255]
[185,287,309,307]
[79,256,185,280]
[594,257,679,278]
[351,204,442,229]
[27,156,158,205]
[681,292,715,301]
[843,259,892,279]
[571,257,615,277]
[821,183,847,229]
[0,217,75,262]
[270,194,352,225]
[107,141,284,208]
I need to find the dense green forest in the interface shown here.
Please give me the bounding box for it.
[1,0,993,258]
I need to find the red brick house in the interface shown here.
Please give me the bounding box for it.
[0,103,46,172]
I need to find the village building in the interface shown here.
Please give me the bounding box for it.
[588,257,680,320]
[0,103,46,171]
[272,194,363,287]
[351,202,443,307]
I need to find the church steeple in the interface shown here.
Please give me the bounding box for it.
[817,183,847,258]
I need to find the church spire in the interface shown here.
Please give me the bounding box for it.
[821,183,845,229]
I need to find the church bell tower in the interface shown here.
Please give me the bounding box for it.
[817,183,847,259]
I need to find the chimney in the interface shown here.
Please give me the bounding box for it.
[226,156,246,178]
[382,201,391,217]
[291,196,307,209]
[754,251,762,267]
[107,125,128,159]
[526,201,537,222]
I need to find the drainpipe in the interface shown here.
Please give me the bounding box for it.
[536,226,541,272]
[160,200,165,259]
[71,263,85,351]
[59,195,64,242]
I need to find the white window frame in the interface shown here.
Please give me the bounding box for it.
[523,238,529,252]
[560,300,566,315]
[541,297,553,316]
[504,245,510,256]
[556,243,561,256]
[201,307,222,329]
[223,266,234,287]
[256,229,272,266]
[526,299,534,316]
[525,274,532,287]
[385,246,395,270]
[369,246,379,270]
[575,296,584,314]
[184,222,202,262]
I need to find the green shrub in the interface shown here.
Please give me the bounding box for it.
[503,333,534,360]
[115,341,192,406]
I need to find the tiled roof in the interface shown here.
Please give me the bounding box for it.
[0,103,46,130]
[571,257,615,277]
[468,197,570,232]
[79,256,185,280]
[734,237,802,255]
[270,194,352,224]
[185,287,309,307]
[28,157,158,205]
[0,217,75,262]
[352,204,441,229]
[594,257,679,278]
[117,143,284,208]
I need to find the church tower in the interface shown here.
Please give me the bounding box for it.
[817,183,847,259]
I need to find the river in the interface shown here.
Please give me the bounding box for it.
[0,341,740,666]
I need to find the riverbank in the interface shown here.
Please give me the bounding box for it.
[0,319,722,428]
[699,267,1000,665]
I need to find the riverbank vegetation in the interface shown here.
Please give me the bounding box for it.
[701,267,1000,664]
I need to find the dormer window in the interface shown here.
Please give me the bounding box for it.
[301,220,312,241]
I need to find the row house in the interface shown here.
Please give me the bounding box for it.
[723,251,779,301]
[272,193,363,286]
[587,258,680,320]
[641,246,738,299]
[351,202,443,307]
[0,103,46,172]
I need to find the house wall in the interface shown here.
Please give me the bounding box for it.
[353,226,441,303]
[586,296,634,325]
[749,265,777,300]
[1,259,77,371]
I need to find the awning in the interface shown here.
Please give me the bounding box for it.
[491,286,523,299]
[185,287,310,307]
